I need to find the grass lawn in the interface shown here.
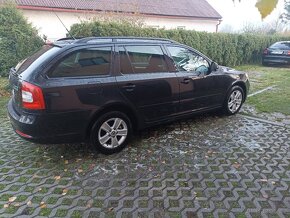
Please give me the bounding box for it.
[236,65,290,115]
[0,77,10,119]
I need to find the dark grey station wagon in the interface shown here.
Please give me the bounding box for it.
[8,37,250,154]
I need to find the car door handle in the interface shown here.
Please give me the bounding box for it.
[181,78,190,84]
[123,84,136,91]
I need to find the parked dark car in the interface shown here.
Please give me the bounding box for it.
[262,41,290,66]
[8,37,250,154]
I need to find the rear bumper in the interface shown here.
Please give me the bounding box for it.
[7,99,88,143]
[263,55,290,64]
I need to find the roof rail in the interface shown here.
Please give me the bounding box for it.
[57,37,81,41]
[76,36,176,44]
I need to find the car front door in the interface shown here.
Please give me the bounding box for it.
[115,44,180,123]
[166,45,225,114]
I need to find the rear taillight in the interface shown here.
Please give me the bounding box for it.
[263,48,268,55]
[287,51,290,56]
[21,81,45,110]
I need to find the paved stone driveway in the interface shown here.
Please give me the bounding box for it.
[0,114,290,217]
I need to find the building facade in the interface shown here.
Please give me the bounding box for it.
[15,0,222,41]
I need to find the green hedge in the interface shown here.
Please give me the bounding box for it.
[0,4,43,77]
[70,21,289,66]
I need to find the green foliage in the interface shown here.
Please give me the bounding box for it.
[0,3,43,76]
[284,0,290,20]
[70,21,289,66]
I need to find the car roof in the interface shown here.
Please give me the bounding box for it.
[53,37,177,47]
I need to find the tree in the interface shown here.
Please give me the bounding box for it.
[280,0,290,22]
[233,0,280,19]
[0,3,43,76]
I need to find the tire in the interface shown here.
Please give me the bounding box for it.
[223,86,244,116]
[90,111,132,155]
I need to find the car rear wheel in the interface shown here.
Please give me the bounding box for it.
[224,86,244,115]
[90,111,132,154]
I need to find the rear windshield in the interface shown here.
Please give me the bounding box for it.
[15,45,60,74]
[270,42,290,50]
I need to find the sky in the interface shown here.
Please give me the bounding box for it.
[207,0,286,31]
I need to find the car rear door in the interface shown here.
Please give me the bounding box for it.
[41,45,119,136]
[115,44,180,123]
[165,45,226,114]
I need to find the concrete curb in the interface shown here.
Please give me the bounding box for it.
[239,114,290,129]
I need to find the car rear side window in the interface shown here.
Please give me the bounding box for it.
[15,45,59,75]
[119,45,168,74]
[50,47,112,77]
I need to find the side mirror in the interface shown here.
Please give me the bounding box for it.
[209,62,218,73]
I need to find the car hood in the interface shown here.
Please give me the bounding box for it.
[214,65,248,81]
[218,66,243,75]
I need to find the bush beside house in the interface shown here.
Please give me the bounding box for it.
[0,4,43,77]
[70,21,290,66]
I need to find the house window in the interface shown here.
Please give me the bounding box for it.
[149,25,160,29]
[177,26,186,30]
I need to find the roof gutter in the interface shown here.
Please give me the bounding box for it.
[17,5,222,21]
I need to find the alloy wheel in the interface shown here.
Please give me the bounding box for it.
[98,118,128,148]
[228,90,243,113]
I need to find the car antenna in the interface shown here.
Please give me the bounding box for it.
[53,10,76,40]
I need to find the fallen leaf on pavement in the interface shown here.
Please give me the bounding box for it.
[3,204,9,208]
[27,201,32,206]
[233,163,241,169]
[62,188,68,195]
[108,207,114,212]
[9,197,17,203]
[78,169,83,173]
[86,199,93,208]
[54,176,61,180]
[40,202,47,208]
[262,193,269,199]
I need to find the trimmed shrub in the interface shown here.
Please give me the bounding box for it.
[0,3,43,77]
[70,21,289,66]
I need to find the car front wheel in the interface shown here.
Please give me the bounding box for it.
[224,86,244,115]
[90,111,132,154]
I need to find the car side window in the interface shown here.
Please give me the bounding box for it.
[167,46,209,74]
[119,45,168,74]
[50,47,112,77]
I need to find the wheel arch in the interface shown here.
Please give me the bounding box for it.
[85,103,139,138]
[229,81,247,102]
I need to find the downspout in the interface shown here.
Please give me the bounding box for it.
[216,19,222,33]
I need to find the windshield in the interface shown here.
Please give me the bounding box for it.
[15,45,60,75]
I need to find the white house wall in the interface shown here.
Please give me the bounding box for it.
[21,10,219,41]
